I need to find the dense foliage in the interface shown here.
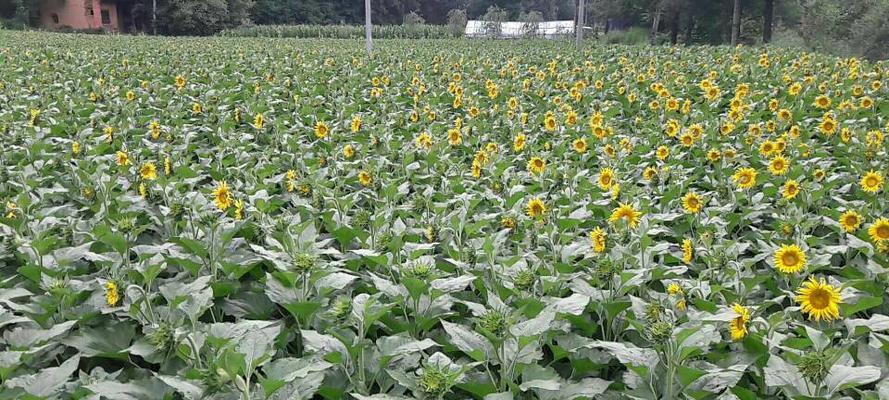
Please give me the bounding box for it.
[218,24,454,39]
[1,30,889,399]
[2,0,889,59]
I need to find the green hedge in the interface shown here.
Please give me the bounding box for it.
[217,24,456,39]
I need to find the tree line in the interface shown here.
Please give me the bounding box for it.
[1,0,887,59]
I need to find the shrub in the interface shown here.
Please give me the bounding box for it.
[447,9,467,37]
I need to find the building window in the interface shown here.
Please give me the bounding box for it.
[101,9,111,25]
[51,13,59,24]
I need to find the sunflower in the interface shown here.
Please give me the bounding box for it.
[643,167,658,181]
[358,170,373,187]
[818,115,837,135]
[544,113,557,131]
[729,303,750,341]
[314,121,330,139]
[839,210,862,233]
[774,244,806,274]
[869,218,889,243]
[350,115,362,133]
[572,138,588,154]
[732,167,757,189]
[609,203,642,228]
[667,282,683,295]
[253,113,264,130]
[343,144,355,159]
[768,155,789,176]
[795,277,842,322]
[116,151,131,166]
[598,168,616,190]
[105,281,120,307]
[682,192,703,214]
[782,179,800,200]
[758,140,776,157]
[448,128,462,146]
[526,197,546,218]
[590,227,606,253]
[527,157,546,175]
[139,162,157,180]
[813,95,831,109]
[682,238,693,263]
[706,149,721,162]
[234,199,245,220]
[213,181,233,211]
[415,132,433,150]
[513,133,526,152]
[656,146,669,160]
[860,170,883,193]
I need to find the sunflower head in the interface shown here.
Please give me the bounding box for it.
[774,244,807,274]
[868,218,889,243]
[782,179,800,200]
[598,168,616,190]
[795,276,842,322]
[729,303,750,341]
[732,167,758,189]
[839,210,862,233]
[609,203,642,228]
[860,170,883,193]
[682,192,703,214]
[527,157,546,175]
[526,197,546,218]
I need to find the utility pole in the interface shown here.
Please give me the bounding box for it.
[365,0,372,56]
[152,0,157,35]
[575,0,584,49]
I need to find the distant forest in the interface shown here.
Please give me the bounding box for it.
[1,0,888,59]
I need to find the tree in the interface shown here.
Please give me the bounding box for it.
[730,0,740,45]
[763,0,773,43]
[447,8,467,37]
[649,0,663,45]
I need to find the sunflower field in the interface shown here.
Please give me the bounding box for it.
[1,29,889,399]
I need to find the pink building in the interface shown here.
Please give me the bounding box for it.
[39,0,123,32]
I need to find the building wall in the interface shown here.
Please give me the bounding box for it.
[39,0,121,32]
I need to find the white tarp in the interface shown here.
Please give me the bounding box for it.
[465,20,575,39]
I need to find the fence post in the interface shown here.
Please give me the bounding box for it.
[365,0,373,56]
[576,0,584,49]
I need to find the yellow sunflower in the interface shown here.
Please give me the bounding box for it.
[868,218,889,243]
[795,277,842,322]
[729,303,750,341]
[139,162,157,180]
[448,128,462,146]
[860,170,883,193]
[358,170,373,187]
[643,167,658,181]
[782,179,800,200]
[590,227,606,253]
[682,192,703,214]
[105,281,120,307]
[768,155,790,176]
[609,203,642,228]
[572,138,588,154]
[774,244,806,274]
[513,133,526,152]
[343,144,355,159]
[682,238,693,263]
[656,146,670,160]
[839,210,862,233]
[598,168,616,190]
[527,157,546,175]
[213,181,233,211]
[526,197,546,218]
[732,167,757,189]
[314,121,330,139]
[116,151,131,167]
